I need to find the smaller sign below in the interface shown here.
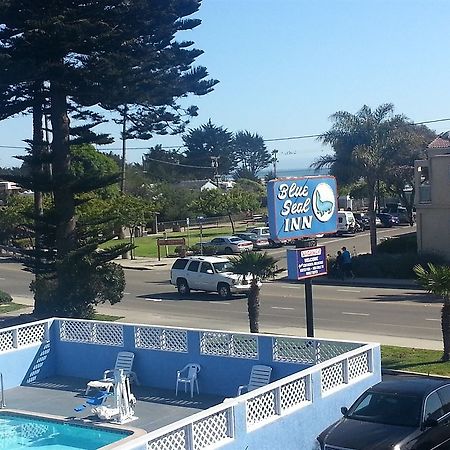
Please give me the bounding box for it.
[287,245,327,280]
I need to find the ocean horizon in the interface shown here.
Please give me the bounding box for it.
[261,167,329,178]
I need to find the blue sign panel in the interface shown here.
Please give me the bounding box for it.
[267,176,337,241]
[287,246,328,280]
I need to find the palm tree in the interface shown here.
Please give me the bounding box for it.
[229,252,280,333]
[414,263,450,361]
[313,104,417,254]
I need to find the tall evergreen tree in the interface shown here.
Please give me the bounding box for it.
[233,131,271,177]
[183,120,234,178]
[0,0,217,317]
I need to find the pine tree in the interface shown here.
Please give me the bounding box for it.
[0,0,216,317]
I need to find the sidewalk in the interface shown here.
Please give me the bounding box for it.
[115,256,419,289]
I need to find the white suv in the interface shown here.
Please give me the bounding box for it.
[170,256,252,299]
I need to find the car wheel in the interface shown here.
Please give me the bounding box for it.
[217,283,231,299]
[224,247,233,255]
[177,279,190,295]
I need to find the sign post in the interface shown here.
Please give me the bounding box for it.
[266,176,337,337]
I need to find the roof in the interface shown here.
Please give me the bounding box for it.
[177,179,217,189]
[370,376,450,397]
[178,255,230,263]
[427,131,450,149]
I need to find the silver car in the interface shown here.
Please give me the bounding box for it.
[202,236,253,254]
[235,232,270,250]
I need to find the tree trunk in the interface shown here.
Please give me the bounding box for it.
[50,80,76,256]
[228,212,235,234]
[441,302,450,361]
[367,188,377,255]
[247,282,260,333]
[32,83,45,313]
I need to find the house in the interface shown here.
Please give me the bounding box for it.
[414,131,450,261]
[0,180,22,196]
[177,179,218,192]
[0,318,381,449]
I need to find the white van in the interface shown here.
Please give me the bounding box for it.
[337,211,356,235]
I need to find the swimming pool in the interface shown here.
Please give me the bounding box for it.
[0,412,133,449]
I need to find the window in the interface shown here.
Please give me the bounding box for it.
[211,238,223,244]
[200,262,213,273]
[437,386,450,415]
[187,261,200,272]
[424,392,444,421]
[172,259,188,270]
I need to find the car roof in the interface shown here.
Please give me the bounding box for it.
[369,376,450,397]
[180,256,231,263]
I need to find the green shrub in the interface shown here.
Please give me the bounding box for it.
[352,251,446,279]
[0,289,13,304]
[377,233,417,254]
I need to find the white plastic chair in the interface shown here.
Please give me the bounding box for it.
[175,363,200,398]
[237,365,272,395]
[85,351,138,396]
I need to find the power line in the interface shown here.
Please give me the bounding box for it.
[1,116,450,153]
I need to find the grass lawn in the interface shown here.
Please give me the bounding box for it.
[111,223,253,258]
[0,302,28,314]
[92,313,124,322]
[382,345,450,376]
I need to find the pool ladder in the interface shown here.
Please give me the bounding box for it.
[0,373,5,408]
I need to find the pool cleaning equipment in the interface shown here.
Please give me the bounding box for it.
[0,372,5,408]
[90,368,137,424]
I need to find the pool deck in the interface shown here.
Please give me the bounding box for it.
[2,376,224,433]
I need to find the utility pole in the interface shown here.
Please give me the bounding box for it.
[120,104,128,193]
[211,156,220,186]
[272,149,279,178]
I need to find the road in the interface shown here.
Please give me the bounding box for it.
[0,224,442,350]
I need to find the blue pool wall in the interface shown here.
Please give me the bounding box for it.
[221,348,382,450]
[53,324,309,397]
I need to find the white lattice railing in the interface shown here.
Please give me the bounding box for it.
[125,403,234,450]
[321,346,373,394]
[200,331,258,359]
[243,344,374,430]
[272,336,361,364]
[59,319,123,346]
[135,326,188,353]
[0,320,50,354]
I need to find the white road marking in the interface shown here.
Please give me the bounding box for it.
[342,312,370,316]
[425,318,440,322]
[124,292,131,295]
[145,298,162,302]
[337,289,361,293]
[209,302,231,305]
[272,306,295,310]
[0,277,5,280]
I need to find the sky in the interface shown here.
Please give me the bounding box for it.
[1,0,450,172]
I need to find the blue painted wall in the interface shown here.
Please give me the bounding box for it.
[220,346,382,450]
[53,326,308,396]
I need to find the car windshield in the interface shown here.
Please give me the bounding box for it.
[348,391,422,427]
[213,261,234,273]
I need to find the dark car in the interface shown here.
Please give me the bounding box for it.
[316,375,450,450]
[353,212,370,231]
[377,212,400,228]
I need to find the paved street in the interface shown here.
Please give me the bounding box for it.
[0,224,443,351]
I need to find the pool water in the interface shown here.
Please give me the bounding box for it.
[0,413,131,449]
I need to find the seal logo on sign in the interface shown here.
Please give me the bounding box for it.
[312,182,335,222]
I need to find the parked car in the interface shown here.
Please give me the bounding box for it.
[336,211,357,234]
[377,212,400,228]
[235,232,269,250]
[382,205,411,224]
[353,212,382,229]
[170,256,256,298]
[316,375,450,450]
[247,226,281,248]
[198,236,253,254]
[353,212,370,230]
